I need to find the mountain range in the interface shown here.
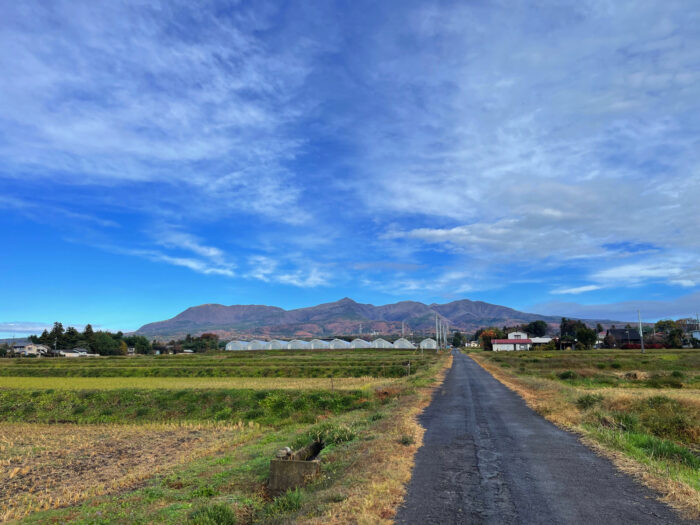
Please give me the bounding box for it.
[135,297,615,340]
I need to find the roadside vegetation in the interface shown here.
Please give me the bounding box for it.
[470,348,700,519]
[0,348,449,523]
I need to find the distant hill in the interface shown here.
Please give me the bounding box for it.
[135,297,616,340]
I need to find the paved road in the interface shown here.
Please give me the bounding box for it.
[395,352,691,525]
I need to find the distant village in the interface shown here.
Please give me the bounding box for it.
[2,317,699,357]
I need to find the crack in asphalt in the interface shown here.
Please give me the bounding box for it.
[395,352,692,524]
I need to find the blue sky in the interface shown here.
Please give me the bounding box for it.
[2,0,700,336]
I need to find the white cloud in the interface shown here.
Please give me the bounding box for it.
[246,255,329,288]
[551,285,603,295]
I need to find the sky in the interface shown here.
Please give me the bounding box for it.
[1,0,700,336]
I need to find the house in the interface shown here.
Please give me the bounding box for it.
[350,338,370,348]
[492,338,532,351]
[59,350,82,357]
[469,341,479,348]
[371,338,392,349]
[507,331,528,340]
[607,328,641,346]
[692,330,700,341]
[329,338,351,349]
[393,338,416,349]
[419,338,438,350]
[14,343,49,357]
[530,337,553,348]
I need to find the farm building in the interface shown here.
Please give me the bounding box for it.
[330,338,351,349]
[492,339,532,351]
[288,340,310,349]
[507,331,528,340]
[419,338,437,350]
[350,338,370,348]
[225,340,248,351]
[393,338,416,349]
[268,339,289,349]
[371,338,392,349]
[248,340,270,351]
[310,339,330,349]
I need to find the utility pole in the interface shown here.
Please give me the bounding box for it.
[638,310,645,354]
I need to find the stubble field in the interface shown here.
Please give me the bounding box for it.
[0,348,448,524]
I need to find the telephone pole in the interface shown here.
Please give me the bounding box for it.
[638,310,645,354]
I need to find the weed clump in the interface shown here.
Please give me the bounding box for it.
[576,394,603,410]
[188,503,237,525]
[558,370,578,380]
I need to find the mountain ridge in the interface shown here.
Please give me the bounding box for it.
[135,297,618,340]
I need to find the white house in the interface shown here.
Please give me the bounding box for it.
[371,338,392,349]
[329,338,351,349]
[15,343,49,356]
[350,338,370,348]
[530,337,553,347]
[310,339,330,349]
[469,341,479,348]
[288,340,310,350]
[393,338,416,349]
[492,338,532,351]
[507,331,528,340]
[268,339,289,350]
[419,338,437,350]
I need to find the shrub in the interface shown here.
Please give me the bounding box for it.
[399,435,415,445]
[269,488,304,514]
[610,362,622,369]
[576,394,603,410]
[188,503,237,525]
[558,370,578,380]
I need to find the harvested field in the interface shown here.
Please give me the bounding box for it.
[0,422,252,522]
[0,376,399,391]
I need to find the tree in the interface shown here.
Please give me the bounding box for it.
[479,327,505,351]
[118,340,128,356]
[603,332,617,348]
[596,323,604,333]
[49,322,66,349]
[93,332,120,356]
[524,320,547,337]
[83,324,96,351]
[654,319,676,333]
[451,331,464,347]
[64,326,81,349]
[575,326,597,349]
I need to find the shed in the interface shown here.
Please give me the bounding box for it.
[492,339,532,351]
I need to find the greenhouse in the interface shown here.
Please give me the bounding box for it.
[248,340,270,351]
[329,338,351,349]
[225,340,248,351]
[350,338,370,348]
[371,338,392,349]
[419,338,438,350]
[268,339,289,350]
[310,339,330,349]
[393,337,416,349]
[288,339,310,350]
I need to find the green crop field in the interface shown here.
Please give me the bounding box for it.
[0,348,448,524]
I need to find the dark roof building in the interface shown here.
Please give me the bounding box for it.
[607,328,641,344]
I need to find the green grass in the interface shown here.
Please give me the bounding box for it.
[0,388,381,425]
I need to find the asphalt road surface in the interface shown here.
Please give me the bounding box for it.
[395,351,691,525]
